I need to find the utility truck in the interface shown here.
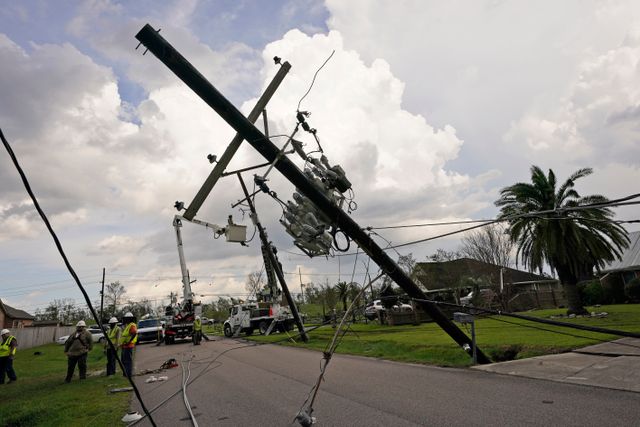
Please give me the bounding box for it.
[164,214,246,344]
[223,302,296,337]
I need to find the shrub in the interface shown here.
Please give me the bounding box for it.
[624,277,640,302]
[490,345,522,362]
[578,280,605,305]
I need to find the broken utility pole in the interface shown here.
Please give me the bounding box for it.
[237,173,309,342]
[135,23,490,364]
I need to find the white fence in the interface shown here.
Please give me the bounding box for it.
[12,326,75,350]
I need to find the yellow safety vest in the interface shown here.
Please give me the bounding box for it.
[107,325,121,346]
[120,323,138,347]
[0,335,16,357]
[194,318,202,331]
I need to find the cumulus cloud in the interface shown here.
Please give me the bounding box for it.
[505,27,640,169]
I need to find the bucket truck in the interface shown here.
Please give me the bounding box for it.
[163,214,246,344]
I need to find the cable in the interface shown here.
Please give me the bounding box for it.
[181,354,199,427]
[384,197,640,251]
[295,270,384,425]
[406,297,640,339]
[1,128,157,427]
[367,219,495,230]
[297,50,336,112]
[486,316,640,349]
[129,320,335,426]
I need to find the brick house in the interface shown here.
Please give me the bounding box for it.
[0,299,35,328]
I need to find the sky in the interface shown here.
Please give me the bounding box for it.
[1,0,639,316]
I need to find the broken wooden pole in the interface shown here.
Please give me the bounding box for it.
[135,23,490,363]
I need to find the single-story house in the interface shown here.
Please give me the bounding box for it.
[600,230,640,301]
[0,299,35,328]
[413,258,563,310]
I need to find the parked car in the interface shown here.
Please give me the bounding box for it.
[201,317,215,325]
[57,328,105,345]
[137,318,164,342]
[364,299,412,320]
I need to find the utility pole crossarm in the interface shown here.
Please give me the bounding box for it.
[135,24,489,363]
[183,61,291,221]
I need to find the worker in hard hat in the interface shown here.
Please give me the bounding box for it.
[120,312,137,377]
[0,329,18,384]
[64,320,93,383]
[193,316,202,345]
[105,317,121,376]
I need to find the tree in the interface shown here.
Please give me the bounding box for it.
[427,249,461,262]
[335,281,350,312]
[495,166,629,314]
[379,253,418,294]
[460,224,513,267]
[245,270,266,300]
[104,281,126,316]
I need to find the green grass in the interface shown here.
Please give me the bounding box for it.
[0,343,130,426]
[247,304,640,367]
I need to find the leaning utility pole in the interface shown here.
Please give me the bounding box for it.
[237,173,308,341]
[135,24,490,363]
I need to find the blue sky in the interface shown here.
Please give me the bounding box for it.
[1,0,639,315]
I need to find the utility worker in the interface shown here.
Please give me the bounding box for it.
[0,329,18,384]
[193,316,202,345]
[120,312,137,377]
[105,317,121,376]
[64,320,93,382]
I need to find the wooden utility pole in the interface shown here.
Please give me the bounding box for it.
[237,173,308,342]
[299,268,304,304]
[100,267,105,323]
[135,24,489,363]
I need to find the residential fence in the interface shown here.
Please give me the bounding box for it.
[12,326,75,350]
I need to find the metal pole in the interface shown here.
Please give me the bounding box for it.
[183,61,291,221]
[100,267,105,323]
[471,320,477,365]
[236,173,308,342]
[135,24,489,363]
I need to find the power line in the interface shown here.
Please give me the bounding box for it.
[297,50,335,111]
[1,128,157,426]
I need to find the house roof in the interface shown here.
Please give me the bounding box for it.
[0,299,35,320]
[414,258,550,291]
[603,231,640,273]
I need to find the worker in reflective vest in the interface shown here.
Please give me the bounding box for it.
[193,316,202,345]
[0,329,18,384]
[105,317,121,376]
[120,312,137,377]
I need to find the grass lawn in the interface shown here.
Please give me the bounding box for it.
[0,343,130,426]
[246,304,640,367]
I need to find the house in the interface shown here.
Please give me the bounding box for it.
[0,299,35,328]
[413,258,563,310]
[600,230,640,301]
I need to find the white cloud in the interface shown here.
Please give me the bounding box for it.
[505,26,640,170]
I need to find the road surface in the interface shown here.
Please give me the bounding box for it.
[131,337,640,426]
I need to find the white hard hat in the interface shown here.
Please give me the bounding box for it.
[124,312,134,318]
[1,329,10,335]
[76,320,86,327]
[109,317,118,324]
[196,316,201,320]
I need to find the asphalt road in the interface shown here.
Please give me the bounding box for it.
[131,337,640,426]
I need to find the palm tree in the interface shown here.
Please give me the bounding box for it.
[495,166,629,314]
